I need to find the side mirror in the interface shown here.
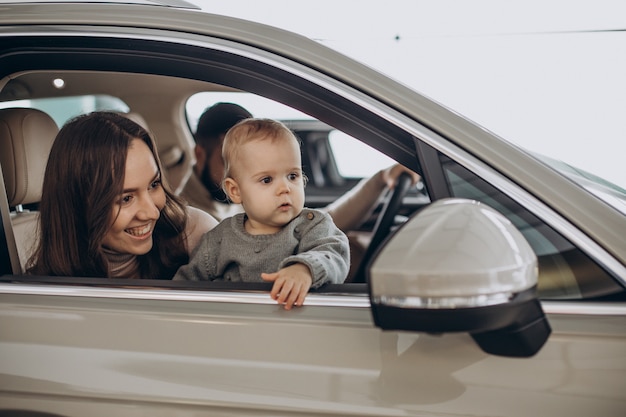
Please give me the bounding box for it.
[368,198,551,357]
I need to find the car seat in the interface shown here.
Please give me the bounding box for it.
[116,111,189,194]
[0,108,58,273]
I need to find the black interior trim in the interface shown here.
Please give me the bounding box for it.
[0,222,11,276]
[415,137,450,200]
[0,164,16,275]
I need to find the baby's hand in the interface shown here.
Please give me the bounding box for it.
[261,263,313,310]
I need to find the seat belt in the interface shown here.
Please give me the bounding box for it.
[0,164,21,275]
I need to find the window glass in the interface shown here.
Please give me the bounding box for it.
[186,91,311,134]
[328,130,395,178]
[186,92,395,181]
[0,95,129,128]
[440,153,622,300]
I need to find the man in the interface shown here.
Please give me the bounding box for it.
[181,103,251,222]
[181,102,420,231]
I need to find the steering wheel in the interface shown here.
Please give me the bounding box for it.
[352,172,413,283]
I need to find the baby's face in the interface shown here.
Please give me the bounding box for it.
[229,134,305,235]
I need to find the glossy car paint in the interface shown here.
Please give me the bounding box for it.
[0,2,625,416]
[1,287,625,416]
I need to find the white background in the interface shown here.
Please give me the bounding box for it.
[190,0,626,188]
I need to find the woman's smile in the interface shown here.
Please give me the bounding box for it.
[124,222,154,239]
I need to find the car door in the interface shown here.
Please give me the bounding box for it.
[0,3,625,416]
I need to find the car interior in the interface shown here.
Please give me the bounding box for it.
[0,69,429,290]
[0,107,58,271]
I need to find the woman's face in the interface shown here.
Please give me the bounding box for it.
[101,139,166,255]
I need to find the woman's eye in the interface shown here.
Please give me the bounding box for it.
[150,179,162,189]
[120,195,133,205]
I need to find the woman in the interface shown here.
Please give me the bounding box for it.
[27,112,217,279]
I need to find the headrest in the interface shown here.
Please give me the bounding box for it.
[0,108,58,207]
[116,111,182,169]
[119,111,150,131]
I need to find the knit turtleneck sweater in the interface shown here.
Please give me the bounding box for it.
[103,247,141,279]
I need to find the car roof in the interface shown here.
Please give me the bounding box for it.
[0,0,199,7]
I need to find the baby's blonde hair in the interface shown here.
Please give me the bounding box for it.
[222,118,300,181]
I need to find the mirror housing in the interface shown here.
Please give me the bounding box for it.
[369,198,551,357]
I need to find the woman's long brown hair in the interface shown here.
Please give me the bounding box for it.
[27,111,188,279]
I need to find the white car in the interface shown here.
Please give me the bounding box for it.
[0,1,624,416]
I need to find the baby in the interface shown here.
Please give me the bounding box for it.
[175,118,350,309]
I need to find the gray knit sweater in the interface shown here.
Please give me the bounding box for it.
[173,208,350,288]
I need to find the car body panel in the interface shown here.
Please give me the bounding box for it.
[1,287,625,416]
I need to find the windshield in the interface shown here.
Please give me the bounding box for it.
[532,152,626,215]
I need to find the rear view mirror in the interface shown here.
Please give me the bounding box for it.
[368,198,551,357]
